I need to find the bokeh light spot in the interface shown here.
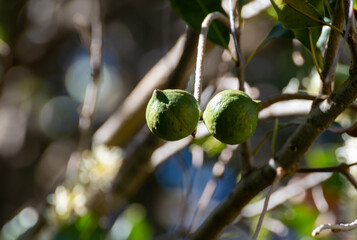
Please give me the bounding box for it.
[39,96,79,139]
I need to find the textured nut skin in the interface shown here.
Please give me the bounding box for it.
[203,89,260,145]
[146,89,200,141]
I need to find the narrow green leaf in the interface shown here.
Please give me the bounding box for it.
[271,118,279,157]
[170,0,230,48]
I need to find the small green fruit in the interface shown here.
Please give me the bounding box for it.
[146,89,200,141]
[203,90,260,145]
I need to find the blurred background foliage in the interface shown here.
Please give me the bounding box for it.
[0,0,356,239]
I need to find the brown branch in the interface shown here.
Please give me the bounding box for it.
[321,0,345,94]
[189,28,357,240]
[190,165,276,240]
[346,1,357,67]
[93,28,200,148]
[239,141,255,175]
[342,171,357,189]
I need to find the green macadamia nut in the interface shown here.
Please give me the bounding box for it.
[203,89,260,145]
[146,89,201,141]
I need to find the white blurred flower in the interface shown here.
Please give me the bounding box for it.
[53,186,71,216]
[80,145,123,190]
[50,184,88,217]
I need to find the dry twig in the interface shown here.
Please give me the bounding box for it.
[312,219,357,236]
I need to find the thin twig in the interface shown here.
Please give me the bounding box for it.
[251,167,285,240]
[260,93,317,110]
[298,162,357,189]
[189,145,237,233]
[240,141,255,174]
[297,162,357,173]
[241,172,331,218]
[308,28,322,79]
[78,0,103,151]
[312,219,357,236]
[194,12,229,104]
[342,171,357,189]
[260,93,357,112]
[229,0,245,91]
[175,150,197,237]
[229,0,254,172]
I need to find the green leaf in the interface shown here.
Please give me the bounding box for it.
[281,204,319,237]
[54,213,104,240]
[305,145,339,168]
[192,135,226,157]
[270,0,325,29]
[335,63,349,89]
[246,23,294,64]
[293,27,322,51]
[128,220,153,240]
[170,0,230,48]
[265,23,295,42]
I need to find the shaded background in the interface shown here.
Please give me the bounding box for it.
[0,0,356,239]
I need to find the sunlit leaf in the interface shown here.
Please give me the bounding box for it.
[281,204,319,237]
[192,135,226,157]
[270,0,324,29]
[305,145,339,168]
[128,220,153,240]
[329,120,357,137]
[170,0,230,48]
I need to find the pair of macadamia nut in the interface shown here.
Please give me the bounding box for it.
[145,89,260,145]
